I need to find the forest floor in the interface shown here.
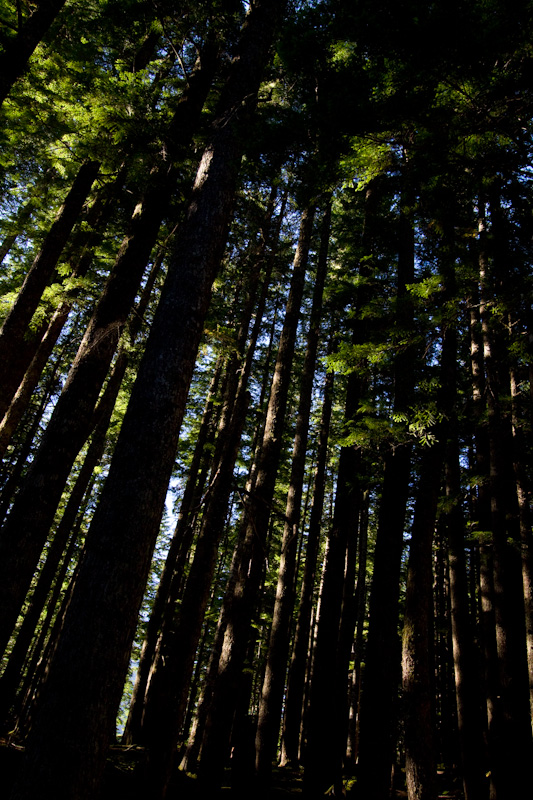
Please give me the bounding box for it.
[2,740,465,798]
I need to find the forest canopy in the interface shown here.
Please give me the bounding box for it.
[1,1,533,799]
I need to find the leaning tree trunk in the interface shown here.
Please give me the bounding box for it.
[121,357,225,745]
[124,182,282,749]
[0,160,100,420]
[8,3,286,798]
[139,381,250,797]
[0,45,218,659]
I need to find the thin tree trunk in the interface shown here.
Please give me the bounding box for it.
[280,368,334,767]
[345,492,368,769]
[255,200,330,782]
[510,365,533,730]
[445,437,489,800]
[197,204,314,790]
[401,440,440,800]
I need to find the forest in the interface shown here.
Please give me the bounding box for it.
[1,0,533,798]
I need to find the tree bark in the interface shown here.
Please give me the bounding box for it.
[401,440,440,800]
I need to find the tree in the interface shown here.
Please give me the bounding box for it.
[8,2,287,797]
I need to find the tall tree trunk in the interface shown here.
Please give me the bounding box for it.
[0,45,218,658]
[445,436,489,800]
[510,364,533,730]
[478,197,532,797]
[8,3,286,797]
[356,166,416,799]
[140,384,250,796]
[401,439,440,800]
[124,181,282,748]
[0,251,162,727]
[121,356,225,746]
[345,492,369,769]
[279,366,334,767]
[197,204,314,790]
[401,198,460,800]
[303,371,362,799]
[255,199,330,782]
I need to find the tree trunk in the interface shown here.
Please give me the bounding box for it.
[0,0,68,104]
[8,3,286,797]
[478,197,532,798]
[445,437,489,800]
[279,366,334,767]
[197,204,314,790]
[303,372,361,799]
[401,440,440,800]
[124,181,282,748]
[0,46,218,657]
[121,357,225,745]
[255,200,330,782]
[0,160,100,420]
[356,166,416,799]
[140,385,250,796]
[510,364,533,730]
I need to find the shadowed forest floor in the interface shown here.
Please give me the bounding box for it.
[2,741,465,798]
